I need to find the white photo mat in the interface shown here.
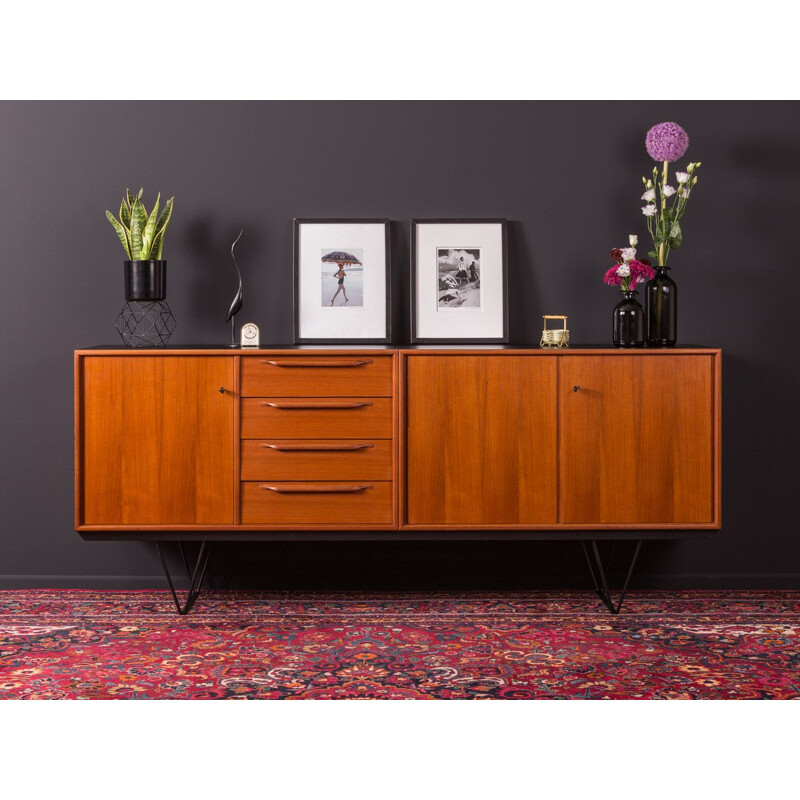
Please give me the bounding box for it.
[295,220,389,342]
[413,220,507,342]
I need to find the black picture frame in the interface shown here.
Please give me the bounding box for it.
[410,218,509,344]
[293,218,391,344]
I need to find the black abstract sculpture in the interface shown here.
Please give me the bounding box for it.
[225,229,244,346]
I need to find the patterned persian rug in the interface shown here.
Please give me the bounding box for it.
[0,590,798,699]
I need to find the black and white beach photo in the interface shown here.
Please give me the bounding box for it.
[437,248,481,308]
[321,248,364,307]
[294,219,389,343]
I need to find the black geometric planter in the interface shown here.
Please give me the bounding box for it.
[124,260,167,301]
[116,301,176,347]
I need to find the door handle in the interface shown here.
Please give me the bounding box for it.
[258,359,373,368]
[260,442,374,451]
[259,483,374,493]
[259,401,373,410]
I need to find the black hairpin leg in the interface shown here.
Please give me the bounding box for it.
[155,542,212,615]
[581,539,642,615]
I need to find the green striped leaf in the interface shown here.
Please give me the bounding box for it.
[120,197,131,229]
[106,210,131,258]
[151,196,173,259]
[151,230,164,260]
[130,199,147,259]
[155,196,173,236]
[135,188,146,223]
[140,193,160,259]
[126,188,134,208]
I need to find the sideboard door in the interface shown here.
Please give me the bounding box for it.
[81,356,235,525]
[559,355,715,525]
[406,356,557,525]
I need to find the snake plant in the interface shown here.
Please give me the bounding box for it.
[106,188,174,260]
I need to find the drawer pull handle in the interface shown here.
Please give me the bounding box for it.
[259,359,374,368]
[261,442,374,451]
[259,483,374,494]
[259,401,373,410]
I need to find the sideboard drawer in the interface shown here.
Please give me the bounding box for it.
[241,439,392,481]
[241,355,393,397]
[241,398,393,439]
[241,481,393,525]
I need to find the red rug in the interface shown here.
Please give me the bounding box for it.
[0,590,798,699]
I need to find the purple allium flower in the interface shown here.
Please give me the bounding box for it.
[645,122,689,163]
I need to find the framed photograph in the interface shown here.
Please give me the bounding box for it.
[294,218,391,343]
[411,219,508,343]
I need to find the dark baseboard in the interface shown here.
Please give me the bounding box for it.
[628,573,800,590]
[0,575,174,590]
[0,574,799,590]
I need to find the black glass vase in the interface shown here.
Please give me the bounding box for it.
[613,290,645,347]
[646,266,677,347]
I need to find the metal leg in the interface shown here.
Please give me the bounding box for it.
[178,542,193,579]
[581,539,642,615]
[156,542,212,615]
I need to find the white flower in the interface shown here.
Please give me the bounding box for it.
[629,235,638,247]
[641,188,656,202]
[679,187,691,199]
[616,264,631,277]
[642,204,658,217]
[620,247,636,262]
[676,172,689,184]
[662,185,676,197]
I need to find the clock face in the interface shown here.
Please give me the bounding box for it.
[241,323,259,346]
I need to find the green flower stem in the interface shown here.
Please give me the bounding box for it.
[659,159,668,266]
[655,282,663,324]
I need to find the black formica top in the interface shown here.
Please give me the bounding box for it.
[78,343,717,351]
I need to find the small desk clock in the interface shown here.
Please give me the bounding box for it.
[240,322,260,348]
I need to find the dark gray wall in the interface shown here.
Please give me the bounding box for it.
[1,101,798,589]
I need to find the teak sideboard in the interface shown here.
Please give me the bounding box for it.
[74,346,721,533]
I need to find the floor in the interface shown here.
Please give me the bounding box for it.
[0,590,798,699]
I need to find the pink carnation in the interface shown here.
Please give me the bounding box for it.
[630,260,655,280]
[629,259,655,289]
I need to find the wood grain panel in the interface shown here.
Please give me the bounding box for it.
[81,356,234,525]
[241,355,393,397]
[559,355,714,524]
[406,356,557,525]
[241,481,393,524]
[241,439,392,480]
[241,398,392,439]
